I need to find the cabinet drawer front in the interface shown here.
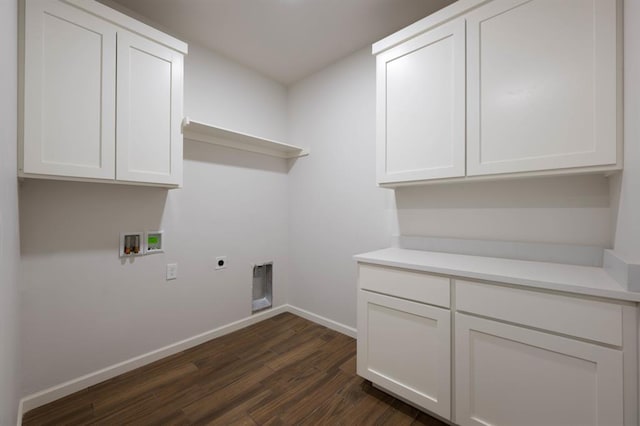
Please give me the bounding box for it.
[456,280,623,346]
[359,264,450,308]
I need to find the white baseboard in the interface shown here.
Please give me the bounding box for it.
[286,305,357,338]
[19,305,288,416]
[18,304,355,419]
[16,399,23,426]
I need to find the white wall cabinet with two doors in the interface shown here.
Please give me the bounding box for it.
[374,0,621,185]
[357,263,638,426]
[21,0,187,187]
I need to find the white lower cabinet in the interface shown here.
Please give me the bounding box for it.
[357,290,451,419]
[356,263,636,425]
[454,313,623,426]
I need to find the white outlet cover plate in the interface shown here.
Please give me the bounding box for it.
[166,263,178,280]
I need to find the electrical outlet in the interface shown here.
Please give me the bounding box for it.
[215,256,227,270]
[166,263,178,280]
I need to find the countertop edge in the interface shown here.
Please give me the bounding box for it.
[354,250,640,303]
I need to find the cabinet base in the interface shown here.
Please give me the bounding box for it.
[369,381,455,426]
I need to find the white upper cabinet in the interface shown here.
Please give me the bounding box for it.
[116,31,183,186]
[466,0,619,176]
[21,0,187,187]
[373,0,621,185]
[376,18,466,184]
[23,0,117,180]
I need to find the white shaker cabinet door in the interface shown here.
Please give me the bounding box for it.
[23,0,117,179]
[116,31,183,186]
[376,18,466,184]
[455,313,623,426]
[466,0,619,176]
[357,290,451,419]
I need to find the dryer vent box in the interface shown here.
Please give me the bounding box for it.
[252,262,273,314]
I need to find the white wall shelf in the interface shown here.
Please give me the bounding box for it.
[182,117,309,159]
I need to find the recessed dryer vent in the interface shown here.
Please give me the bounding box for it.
[252,262,273,314]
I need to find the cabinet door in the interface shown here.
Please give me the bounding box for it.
[376,18,465,184]
[466,0,619,176]
[455,313,623,426]
[116,31,183,186]
[23,0,116,179]
[357,290,451,419]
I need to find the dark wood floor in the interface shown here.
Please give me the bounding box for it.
[23,312,446,425]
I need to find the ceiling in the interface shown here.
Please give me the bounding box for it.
[106,0,455,85]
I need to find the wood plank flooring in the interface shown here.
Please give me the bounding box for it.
[23,312,447,425]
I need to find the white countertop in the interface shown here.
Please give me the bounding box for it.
[354,248,640,303]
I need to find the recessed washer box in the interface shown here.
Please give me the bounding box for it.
[120,232,144,257]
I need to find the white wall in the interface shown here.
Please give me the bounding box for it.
[610,0,640,262]
[287,49,397,328]
[0,0,21,422]
[18,0,633,402]
[185,44,287,141]
[287,48,613,329]
[19,43,290,396]
[396,175,611,246]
